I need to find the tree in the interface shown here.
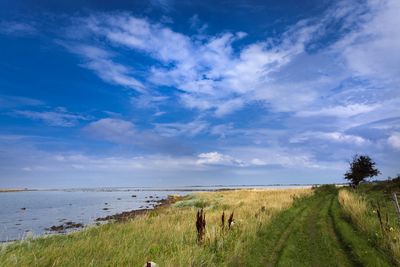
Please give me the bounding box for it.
[344,154,380,186]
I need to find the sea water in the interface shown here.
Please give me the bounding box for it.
[0,188,192,242]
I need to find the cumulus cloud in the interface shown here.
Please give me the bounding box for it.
[59,0,398,126]
[387,132,400,150]
[196,152,245,167]
[194,148,343,170]
[333,0,400,82]
[61,12,326,116]
[250,158,268,166]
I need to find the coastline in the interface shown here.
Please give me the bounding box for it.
[95,194,183,222]
[1,194,185,244]
[0,184,328,193]
[0,189,31,193]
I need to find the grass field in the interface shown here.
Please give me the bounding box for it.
[1,181,399,267]
[239,185,398,267]
[339,180,400,266]
[0,188,311,266]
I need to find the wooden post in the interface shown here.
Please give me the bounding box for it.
[393,192,400,224]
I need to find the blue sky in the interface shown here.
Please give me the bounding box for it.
[0,0,399,188]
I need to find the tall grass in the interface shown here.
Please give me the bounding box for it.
[0,188,311,267]
[338,189,400,265]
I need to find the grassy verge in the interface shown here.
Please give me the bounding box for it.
[338,181,400,265]
[0,188,311,267]
[241,185,395,267]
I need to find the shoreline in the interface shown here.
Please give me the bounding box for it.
[0,189,31,193]
[0,184,333,193]
[95,194,183,222]
[0,194,185,244]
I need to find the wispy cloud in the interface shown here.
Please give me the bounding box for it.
[83,118,193,155]
[150,0,174,12]
[62,12,321,116]
[13,107,90,127]
[60,43,145,92]
[83,118,136,144]
[61,0,399,125]
[290,131,368,146]
[296,104,380,118]
[0,21,37,36]
[154,120,209,137]
[0,95,43,109]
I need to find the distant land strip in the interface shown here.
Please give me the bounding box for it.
[0,188,31,193]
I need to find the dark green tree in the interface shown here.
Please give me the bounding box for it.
[344,154,380,186]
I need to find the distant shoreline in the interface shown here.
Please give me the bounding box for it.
[0,183,346,193]
[0,189,31,193]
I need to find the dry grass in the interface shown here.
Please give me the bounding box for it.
[0,188,311,267]
[338,189,400,265]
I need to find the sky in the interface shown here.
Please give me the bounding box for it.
[0,0,399,188]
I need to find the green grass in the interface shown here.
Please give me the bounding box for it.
[0,189,311,267]
[240,185,396,267]
[1,183,398,266]
[338,178,400,266]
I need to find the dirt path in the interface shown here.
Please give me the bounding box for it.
[241,186,394,267]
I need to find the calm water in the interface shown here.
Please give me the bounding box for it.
[0,188,194,242]
[0,185,311,242]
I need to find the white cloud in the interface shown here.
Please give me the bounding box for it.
[296,104,379,118]
[62,44,145,92]
[83,118,192,154]
[14,108,89,127]
[194,148,345,170]
[83,118,136,143]
[334,0,400,82]
[154,120,208,137]
[0,95,43,108]
[196,152,245,167]
[223,146,348,170]
[150,0,173,12]
[66,13,323,116]
[210,123,234,138]
[388,132,400,150]
[60,0,399,123]
[132,94,169,108]
[290,131,368,146]
[250,158,267,166]
[215,99,244,117]
[0,21,37,36]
